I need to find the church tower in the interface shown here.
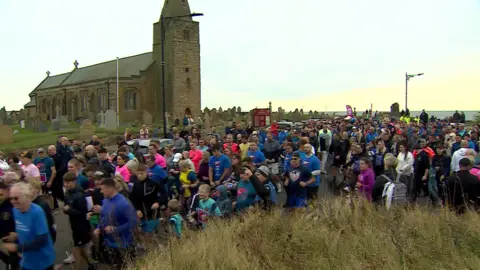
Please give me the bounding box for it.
[153,0,201,126]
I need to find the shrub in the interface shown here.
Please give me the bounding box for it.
[130,199,480,270]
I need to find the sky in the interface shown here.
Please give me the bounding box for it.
[1,0,479,112]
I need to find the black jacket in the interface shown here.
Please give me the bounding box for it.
[64,185,90,232]
[99,159,115,176]
[446,171,480,215]
[130,176,167,220]
[372,169,397,204]
[33,196,56,241]
[0,200,15,238]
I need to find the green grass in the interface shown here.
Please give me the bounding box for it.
[0,124,130,153]
[130,198,480,270]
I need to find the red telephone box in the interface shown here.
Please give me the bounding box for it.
[252,108,271,127]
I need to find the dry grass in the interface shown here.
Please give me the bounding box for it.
[130,198,480,270]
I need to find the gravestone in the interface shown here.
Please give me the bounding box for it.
[195,116,203,129]
[0,125,13,145]
[0,107,6,122]
[390,103,400,118]
[104,110,118,130]
[88,112,96,122]
[313,111,321,119]
[20,120,25,129]
[203,113,211,130]
[237,107,242,114]
[4,119,12,125]
[25,118,34,129]
[51,118,60,131]
[0,119,3,125]
[309,110,313,118]
[278,107,285,120]
[55,106,61,120]
[79,119,95,139]
[218,107,223,114]
[34,116,48,132]
[142,111,153,125]
[18,109,26,121]
[97,111,105,127]
[210,110,218,126]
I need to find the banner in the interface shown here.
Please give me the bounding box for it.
[346,105,353,117]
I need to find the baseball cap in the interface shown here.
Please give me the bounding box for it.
[292,152,301,158]
[256,165,270,178]
[173,153,182,162]
[37,148,45,153]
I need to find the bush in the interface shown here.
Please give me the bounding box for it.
[130,199,480,270]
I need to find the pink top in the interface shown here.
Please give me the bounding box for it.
[189,149,203,172]
[116,164,131,183]
[155,153,167,168]
[22,163,40,179]
[357,168,375,201]
[470,167,480,181]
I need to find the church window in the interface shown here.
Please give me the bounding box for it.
[97,89,107,111]
[180,0,187,7]
[124,89,137,111]
[186,78,192,89]
[183,28,190,41]
[81,93,87,112]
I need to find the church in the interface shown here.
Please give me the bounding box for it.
[24,0,201,126]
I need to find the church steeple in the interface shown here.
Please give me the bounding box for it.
[161,0,192,19]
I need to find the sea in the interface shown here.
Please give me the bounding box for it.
[324,111,477,121]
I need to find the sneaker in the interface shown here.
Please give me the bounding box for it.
[321,170,327,174]
[343,186,350,193]
[63,253,76,264]
[276,183,282,193]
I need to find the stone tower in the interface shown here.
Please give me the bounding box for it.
[153,0,201,125]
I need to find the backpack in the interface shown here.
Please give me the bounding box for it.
[381,174,408,208]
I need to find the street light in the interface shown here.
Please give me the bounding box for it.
[405,72,424,112]
[161,12,204,138]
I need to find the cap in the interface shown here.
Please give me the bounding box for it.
[257,165,270,178]
[292,152,301,158]
[87,157,100,166]
[37,148,45,153]
[173,153,182,162]
[20,151,33,159]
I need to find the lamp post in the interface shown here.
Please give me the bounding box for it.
[161,12,204,138]
[405,72,424,112]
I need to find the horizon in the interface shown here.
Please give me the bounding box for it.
[1,0,479,112]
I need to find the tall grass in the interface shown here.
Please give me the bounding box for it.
[130,198,480,270]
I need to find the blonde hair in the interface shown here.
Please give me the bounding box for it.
[202,151,210,162]
[29,179,42,194]
[384,153,398,169]
[126,159,139,172]
[178,160,189,170]
[198,184,211,193]
[113,175,129,191]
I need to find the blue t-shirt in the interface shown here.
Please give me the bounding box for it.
[287,165,312,198]
[236,180,257,212]
[209,155,231,182]
[13,204,55,270]
[247,150,266,165]
[33,157,55,182]
[169,213,183,239]
[77,174,90,191]
[148,165,168,185]
[302,154,321,187]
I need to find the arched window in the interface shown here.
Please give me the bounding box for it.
[183,28,190,41]
[81,93,87,112]
[97,89,107,111]
[124,88,137,111]
[186,78,192,89]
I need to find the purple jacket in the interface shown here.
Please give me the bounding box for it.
[358,168,375,201]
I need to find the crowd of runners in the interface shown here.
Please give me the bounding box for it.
[0,109,479,270]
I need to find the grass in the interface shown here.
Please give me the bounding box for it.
[129,198,480,270]
[1,123,130,153]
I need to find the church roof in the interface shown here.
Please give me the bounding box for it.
[32,52,153,93]
[24,96,36,108]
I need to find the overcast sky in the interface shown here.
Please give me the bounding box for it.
[1,0,479,112]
